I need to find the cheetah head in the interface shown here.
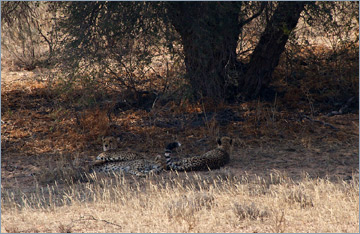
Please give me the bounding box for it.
[216,136,233,154]
[102,136,120,151]
[155,154,167,170]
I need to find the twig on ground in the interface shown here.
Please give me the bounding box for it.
[301,115,339,130]
[326,96,355,117]
[76,214,123,229]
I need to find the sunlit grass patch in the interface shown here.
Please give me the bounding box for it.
[1,172,358,233]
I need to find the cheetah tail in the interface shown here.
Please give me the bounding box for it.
[164,141,181,164]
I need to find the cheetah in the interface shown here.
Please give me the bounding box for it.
[90,140,181,176]
[96,136,146,161]
[97,136,181,162]
[89,155,165,177]
[164,136,233,171]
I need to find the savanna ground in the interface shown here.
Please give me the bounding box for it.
[1,44,359,232]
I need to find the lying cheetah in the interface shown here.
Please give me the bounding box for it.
[164,136,233,171]
[89,155,165,177]
[96,136,145,161]
[91,140,181,176]
[97,136,181,162]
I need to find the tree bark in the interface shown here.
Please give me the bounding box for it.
[166,2,242,100]
[166,2,305,101]
[240,2,306,99]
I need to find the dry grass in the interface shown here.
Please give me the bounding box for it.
[1,172,358,233]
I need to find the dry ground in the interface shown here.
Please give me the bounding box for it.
[1,68,359,233]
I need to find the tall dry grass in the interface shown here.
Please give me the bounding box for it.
[1,171,358,233]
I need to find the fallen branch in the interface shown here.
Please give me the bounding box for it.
[301,115,339,130]
[76,214,123,229]
[326,96,355,117]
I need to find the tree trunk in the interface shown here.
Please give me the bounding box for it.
[240,2,306,99]
[166,2,305,101]
[166,2,242,100]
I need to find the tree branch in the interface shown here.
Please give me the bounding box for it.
[240,2,306,98]
[239,2,266,29]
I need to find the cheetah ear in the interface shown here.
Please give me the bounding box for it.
[217,137,222,146]
[102,136,105,141]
